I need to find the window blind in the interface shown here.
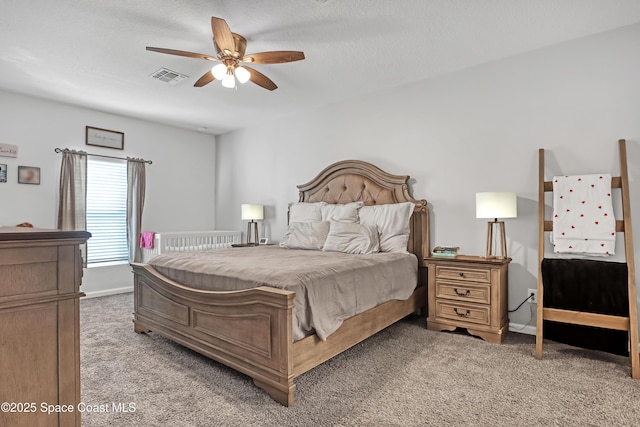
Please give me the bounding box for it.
[86,158,128,263]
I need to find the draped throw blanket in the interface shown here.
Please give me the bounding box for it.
[541,258,629,355]
[552,174,615,255]
[139,232,155,249]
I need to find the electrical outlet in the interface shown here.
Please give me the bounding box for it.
[527,288,538,304]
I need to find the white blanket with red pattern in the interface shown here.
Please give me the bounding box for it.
[552,174,615,255]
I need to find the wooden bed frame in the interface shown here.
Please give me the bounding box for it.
[131,160,429,406]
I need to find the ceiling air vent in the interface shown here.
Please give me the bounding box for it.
[149,68,188,84]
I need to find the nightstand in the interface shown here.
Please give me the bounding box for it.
[424,255,511,344]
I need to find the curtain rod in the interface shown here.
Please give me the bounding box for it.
[54,148,152,164]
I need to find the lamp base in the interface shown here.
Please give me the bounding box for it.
[246,220,259,245]
[485,220,507,259]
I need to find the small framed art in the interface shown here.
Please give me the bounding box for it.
[86,126,124,150]
[0,144,17,158]
[18,166,40,185]
[0,164,6,183]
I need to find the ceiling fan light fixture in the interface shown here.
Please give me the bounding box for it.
[221,74,236,88]
[211,63,227,80]
[235,66,250,84]
[148,17,304,91]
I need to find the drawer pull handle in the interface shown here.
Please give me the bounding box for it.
[459,272,464,277]
[454,308,471,318]
[453,288,470,297]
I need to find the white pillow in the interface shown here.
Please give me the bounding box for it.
[321,202,364,223]
[280,221,330,250]
[358,202,414,253]
[323,221,380,255]
[289,202,325,223]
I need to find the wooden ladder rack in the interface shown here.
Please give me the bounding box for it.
[536,139,639,379]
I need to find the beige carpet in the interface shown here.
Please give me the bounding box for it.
[80,293,640,426]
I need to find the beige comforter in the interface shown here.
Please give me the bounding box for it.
[148,246,418,341]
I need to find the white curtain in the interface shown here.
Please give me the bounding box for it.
[57,149,88,266]
[127,158,146,263]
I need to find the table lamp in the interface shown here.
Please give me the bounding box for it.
[241,204,264,245]
[476,192,517,259]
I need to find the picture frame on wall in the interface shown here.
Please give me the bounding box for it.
[18,166,40,185]
[86,126,124,150]
[0,164,6,183]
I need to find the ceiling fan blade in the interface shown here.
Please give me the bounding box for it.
[193,71,215,87]
[244,66,277,91]
[242,51,305,64]
[211,17,235,54]
[146,47,219,62]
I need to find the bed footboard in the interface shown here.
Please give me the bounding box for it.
[131,262,425,406]
[131,263,297,405]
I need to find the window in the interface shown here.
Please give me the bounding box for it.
[86,158,128,264]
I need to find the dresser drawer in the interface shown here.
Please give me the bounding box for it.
[0,247,58,298]
[435,265,490,284]
[435,301,490,326]
[436,281,490,304]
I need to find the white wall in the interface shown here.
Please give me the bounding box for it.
[216,23,640,332]
[0,91,216,296]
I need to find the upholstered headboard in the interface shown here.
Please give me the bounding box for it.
[296,160,429,261]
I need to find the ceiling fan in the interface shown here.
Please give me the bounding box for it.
[146,17,305,91]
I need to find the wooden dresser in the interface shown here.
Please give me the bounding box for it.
[0,227,90,427]
[424,255,511,344]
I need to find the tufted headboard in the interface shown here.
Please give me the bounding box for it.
[296,160,429,261]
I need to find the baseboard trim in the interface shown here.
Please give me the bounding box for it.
[82,286,133,299]
[509,322,536,335]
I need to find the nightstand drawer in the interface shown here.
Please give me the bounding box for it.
[436,281,490,304]
[435,265,490,284]
[435,301,490,326]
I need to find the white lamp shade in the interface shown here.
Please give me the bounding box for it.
[211,63,227,80]
[221,74,235,88]
[235,66,250,84]
[241,204,264,221]
[476,192,517,219]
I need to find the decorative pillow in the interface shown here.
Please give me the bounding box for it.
[279,221,330,250]
[288,202,326,223]
[323,221,380,254]
[321,202,364,223]
[358,202,414,253]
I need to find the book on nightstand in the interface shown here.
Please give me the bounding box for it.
[431,246,460,257]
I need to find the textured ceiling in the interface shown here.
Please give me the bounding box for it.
[2,0,640,135]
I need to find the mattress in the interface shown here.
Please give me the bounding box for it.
[148,246,418,341]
